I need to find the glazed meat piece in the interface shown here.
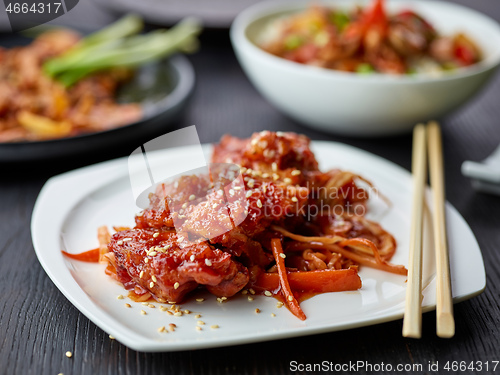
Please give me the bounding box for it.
[135,174,211,229]
[135,167,309,265]
[109,228,249,302]
[213,131,319,176]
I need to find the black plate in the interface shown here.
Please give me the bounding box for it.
[0,34,195,163]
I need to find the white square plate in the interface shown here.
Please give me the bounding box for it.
[31,141,486,352]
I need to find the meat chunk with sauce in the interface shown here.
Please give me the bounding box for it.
[108,228,249,302]
[212,131,319,176]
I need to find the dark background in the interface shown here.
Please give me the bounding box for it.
[1,0,499,374]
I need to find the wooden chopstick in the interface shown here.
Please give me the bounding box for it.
[427,121,455,338]
[403,124,427,338]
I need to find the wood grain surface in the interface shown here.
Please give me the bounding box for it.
[1,1,500,374]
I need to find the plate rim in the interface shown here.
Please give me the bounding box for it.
[31,140,486,352]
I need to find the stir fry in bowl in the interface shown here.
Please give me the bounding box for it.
[0,30,142,142]
[0,16,201,143]
[260,0,481,75]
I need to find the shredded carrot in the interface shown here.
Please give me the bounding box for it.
[338,238,384,264]
[61,248,100,262]
[271,238,306,320]
[97,225,111,262]
[251,268,362,293]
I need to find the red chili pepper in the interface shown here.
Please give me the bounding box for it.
[455,45,475,66]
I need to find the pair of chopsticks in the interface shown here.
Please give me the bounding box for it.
[402,122,454,339]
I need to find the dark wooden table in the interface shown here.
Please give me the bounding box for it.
[1,1,500,374]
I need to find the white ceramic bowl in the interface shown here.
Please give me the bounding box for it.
[230,0,500,136]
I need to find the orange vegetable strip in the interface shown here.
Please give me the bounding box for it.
[97,225,111,262]
[252,268,362,294]
[61,248,100,262]
[271,238,306,320]
[338,238,384,264]
[272,225,346,244]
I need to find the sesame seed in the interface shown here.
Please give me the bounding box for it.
[160,306,167,311]
[246,190,253,198]
[241,290,248,295]
[139,271,144,278]
[288,295,294,301]
[166,310,173,315]
[109,335,115,339]
[279,253,287,259]
[141,310,147,315]
[65,351,72,358]
[196,326,202,331]
[273,173,279,181]
[149,251,157,257]
[153,232,159,238]
[264,291,272,297]
[125,303,131,308]
[173,282,180,289]
[291,170,301,176]
[123,238,132,242]
[291,197,298,202]
[256,199,262,208]
[182,202,188,209]
[195,314,202,319]
[168,301,176,304]
[262,173,269,178]
[148,304,155,309]
[249,288,256,295]
[190,255,195,261]
[196,298,204,302]
[272,163,277,172]
[211,325,220,329]
[174,312,182,317]
[158,326,166,333]
[184,310,191,314]
[169,323,177,329]
[255,308,261,314]
[277,302,284,308]
[248,180,255,188]
[234,186,241,190]
[271,313,276,317]
[248,296,254,301]
[229,189,235,196]
[189,194,196,201]
[150,282,155,288]
[141,302,148,306]
[117,240,123,245]
[205,259,212,266]
[197,320,205,325]
[116,294,124,300]
[144,258,149,264]
[284,178,292,184]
